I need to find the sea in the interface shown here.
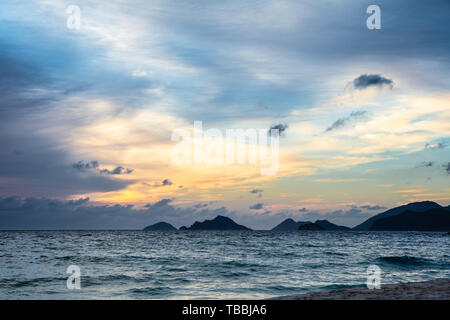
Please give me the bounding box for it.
[0,230,449,299]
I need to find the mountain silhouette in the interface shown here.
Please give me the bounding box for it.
[272,218,312,231]
[353,201,441,230]
[315,220,351,231]
[296,220,350,231]
[143,221,177,231]
[370,207,450,231]
[183,215,251,230]
[142,201,449,232]
[298,222,326,230]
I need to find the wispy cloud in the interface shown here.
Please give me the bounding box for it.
[358,205,386,211]
[325,111,368,132]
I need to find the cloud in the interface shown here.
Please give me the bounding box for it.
[0,196,241,229]
[352,74,394,90]
[144,198,173,209]
[73,161,133,175]
[358,205,386,211]
[268,123,288,136]
[193,203,209,209]
[298,207,373,227]
[152,179,174,188]
[0,140,133,198]
[250,189,263,198]
[72,160,99,170]
[444,162,450,175]
[325,111,368,132]
[1,0,449,221]
[425,141,447,149]
[100,166,134,175]
[249,203,264,210]
[416,161,434,168]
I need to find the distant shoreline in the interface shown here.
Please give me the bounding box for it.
[271,279,450,300]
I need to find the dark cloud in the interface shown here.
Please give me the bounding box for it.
[0,196,241,230]
[72,160,99,170]
[145,198,173,209]
[73,161,133,175]
[249,203,264,210]
[416,161,434,168]
[444,162,450,175]
[325,111,368,132]
[0,137,133,198]
[0,54,56,117]
[268,123,288,136]
[352,74,394,90]
[100,166,133,175]
[250,189,263,198]
[152,179,174,187]
[0,50,136,198]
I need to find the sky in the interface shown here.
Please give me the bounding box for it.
[0,0,449,229]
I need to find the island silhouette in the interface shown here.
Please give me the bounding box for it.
[143,201,450,231]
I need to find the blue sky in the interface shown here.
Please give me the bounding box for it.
[0,0,449,229]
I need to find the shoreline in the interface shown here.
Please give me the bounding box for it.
[271,279,450,300]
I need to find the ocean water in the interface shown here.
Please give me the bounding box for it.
[0,230,449,299]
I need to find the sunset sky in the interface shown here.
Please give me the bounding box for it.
[0,0,449,229]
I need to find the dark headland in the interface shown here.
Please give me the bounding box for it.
[297,222,326,231]
[297,220,350,231]
[271,218,312,231]
[353,201,443,230]
[143,215,252,231]
[183,215,251,231]
[143,222,177,231]
[272,219,350,231]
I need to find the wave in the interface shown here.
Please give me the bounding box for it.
[126,286,172,296]
[97,274,136,282]
[324,251,348,257]
[376,256,434,267]
[0,277,66,289]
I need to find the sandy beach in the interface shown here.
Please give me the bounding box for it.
[272,279,450,300]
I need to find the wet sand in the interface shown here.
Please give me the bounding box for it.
[272,279,450,300]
